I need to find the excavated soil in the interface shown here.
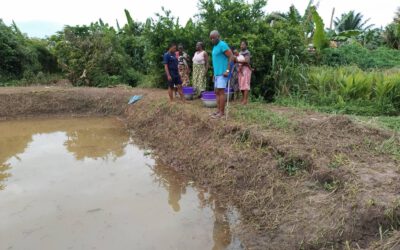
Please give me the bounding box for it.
[1,86,400,249]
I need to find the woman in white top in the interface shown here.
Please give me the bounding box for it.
[192,42,209,97]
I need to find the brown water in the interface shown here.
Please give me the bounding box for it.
[0,117,242,250]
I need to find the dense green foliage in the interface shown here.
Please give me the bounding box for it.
[50,22,141,87]
[321,43,400,69]
[277,66,400,116]
[0,20,58,84]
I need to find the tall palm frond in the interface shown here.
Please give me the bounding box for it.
[334,11,374,32]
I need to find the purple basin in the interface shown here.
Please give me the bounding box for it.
[182,87,195,94]
[201,91,217,107]
[202,91,216,100]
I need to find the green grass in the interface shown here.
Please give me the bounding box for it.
[328,154,349,169]
[353,116,400,132]
[275,96,400,132]
[276,96,398,116]
[278,156,309,176]
[377,136,400,160]
[371,117,400,132]
[231,102,292,130]
[323,180,340,192]
[0,73,63,87]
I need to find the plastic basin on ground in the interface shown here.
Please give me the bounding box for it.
[201,91,217,108]
[202,91,216,98]
[183,86,195,100]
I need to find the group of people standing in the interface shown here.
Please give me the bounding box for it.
[163,30,252,119]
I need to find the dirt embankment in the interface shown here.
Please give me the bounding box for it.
[0,86,133,119]
[1,86,400,249]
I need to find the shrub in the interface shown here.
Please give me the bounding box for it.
[0,20,59,82]
[321,43,400,69]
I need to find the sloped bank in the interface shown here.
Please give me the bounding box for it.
[1,86,400,249]
[0,86,132,118]
[125,91,400,249]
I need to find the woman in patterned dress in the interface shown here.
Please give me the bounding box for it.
[176,44,190,86]
[191,42,209,97]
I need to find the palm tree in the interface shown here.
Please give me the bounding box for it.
[384,7,400,49]
[384,24,400,49]
[334,11,373,32]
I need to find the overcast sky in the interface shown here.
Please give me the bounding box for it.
[1,0,398,37]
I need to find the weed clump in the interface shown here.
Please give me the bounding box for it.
[278,155,312,176]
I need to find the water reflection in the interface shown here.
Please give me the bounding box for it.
[0,117,129,191]
[0,163,11,190]
[151,163,235,250]
[151,164,188,212]
[0,118,241,250]
[64,127,129,161]
[199,189,233,250]
[0,117,129,164]
[0,129,32,165]
[212,202,233,250]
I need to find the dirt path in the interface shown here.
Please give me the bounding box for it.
[1,86,400,249]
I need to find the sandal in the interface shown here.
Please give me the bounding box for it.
[211,113,224,119]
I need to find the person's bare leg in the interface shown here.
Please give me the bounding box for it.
[243,90,249,105]
[216,90,220,114]
[219,89,225,115]
[177,85,186,103]
[168,87,174,102]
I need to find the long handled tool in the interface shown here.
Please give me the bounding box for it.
[226,61,234,121]
[226,77,231,121]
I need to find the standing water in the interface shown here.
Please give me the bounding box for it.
[0,117,241,250]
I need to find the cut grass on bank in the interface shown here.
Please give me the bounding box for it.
[231,103,293,130]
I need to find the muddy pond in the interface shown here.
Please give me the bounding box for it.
[0,117,242,250]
